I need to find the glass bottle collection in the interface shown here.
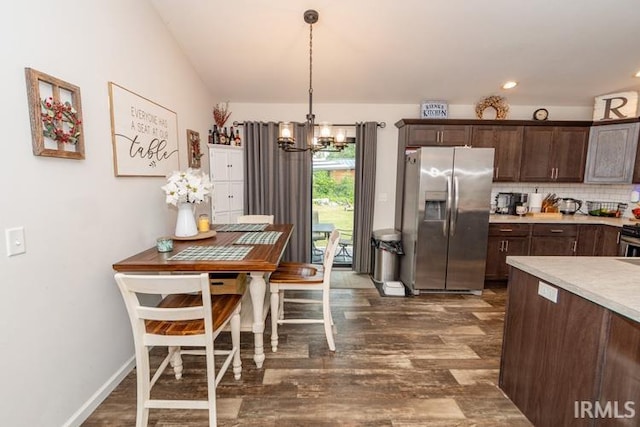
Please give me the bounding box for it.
[208,125,241,147]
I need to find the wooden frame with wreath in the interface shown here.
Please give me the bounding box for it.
[25,68,85,159]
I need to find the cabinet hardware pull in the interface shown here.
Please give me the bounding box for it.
[505,240,509,251]
[616,232,620,244]
[572,240,577,252]
[499,240,505,252]
[495,166,499,178]
[499,228,513,232]
[550,229,564,233]
[550,168,554,179]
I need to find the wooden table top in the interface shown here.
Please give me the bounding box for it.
[112,223,294,273]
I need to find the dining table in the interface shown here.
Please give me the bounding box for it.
[112,223,293,368]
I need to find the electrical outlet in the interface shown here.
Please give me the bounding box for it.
[6,227,26,256]
[538,281,558,303]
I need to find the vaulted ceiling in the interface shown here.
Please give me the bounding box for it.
[150,0,640,107]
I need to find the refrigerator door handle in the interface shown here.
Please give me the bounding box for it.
[444,175,452,237]
[450,176,459,237]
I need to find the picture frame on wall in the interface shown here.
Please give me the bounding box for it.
[187,129,202,169]
[25,68,85,160]
[108,82,179,176]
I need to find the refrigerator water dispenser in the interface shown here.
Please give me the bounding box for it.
[424,192,446,221]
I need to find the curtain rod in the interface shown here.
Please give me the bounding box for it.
[232,121,386,128]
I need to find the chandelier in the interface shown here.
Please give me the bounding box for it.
[277,10,348,153]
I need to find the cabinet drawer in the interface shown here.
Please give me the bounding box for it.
[489,223,530,236]
[532,224,578,237]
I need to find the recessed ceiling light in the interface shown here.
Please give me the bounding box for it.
[635,70,640,78]
[502,81,518,89]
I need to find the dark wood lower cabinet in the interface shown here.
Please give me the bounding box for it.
[574,225,620,256]
[597,314,640,426]
[599,226,621,256]
[576,224,600,256]
[529,224,578,256]
[501,269,640,426]
[500,269,607,426]
[485,224,530,280]
[486,223,620,280]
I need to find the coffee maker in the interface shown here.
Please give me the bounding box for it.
[495,192,528,215]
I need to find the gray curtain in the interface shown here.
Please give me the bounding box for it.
[352,122,378,273]
[243,122,312,262]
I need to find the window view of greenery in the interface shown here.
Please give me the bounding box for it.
[312,144,355,265]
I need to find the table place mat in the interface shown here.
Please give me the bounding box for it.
[216,223,269,232]
[168,245,253,261]
[234,231,283,245]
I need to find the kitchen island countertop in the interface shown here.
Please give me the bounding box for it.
[506,256,640,322]
[491,213,635,227]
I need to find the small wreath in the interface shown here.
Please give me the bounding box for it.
[41,97,82,144]
[475,95,509,120]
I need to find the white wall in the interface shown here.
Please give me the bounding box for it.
[0,1,214,425]
[231,103,593,229]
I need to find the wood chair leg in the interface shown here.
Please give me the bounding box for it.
[168,346,183,379]
[231,306,242,380]
[270,286,279,352]
[137,347,151,427]
[323,304,336,351]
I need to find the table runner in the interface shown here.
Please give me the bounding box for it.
[216,223,268,232]
[168,245,253,261]
[234,231,283,245]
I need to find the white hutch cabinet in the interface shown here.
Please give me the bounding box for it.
[208,145,244,223]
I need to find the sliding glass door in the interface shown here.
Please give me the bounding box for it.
[311,146,355,267]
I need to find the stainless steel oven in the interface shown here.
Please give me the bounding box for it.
[620,225,640,257]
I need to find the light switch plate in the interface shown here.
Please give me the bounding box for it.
[6,227,26,256]
[538,281,558,303]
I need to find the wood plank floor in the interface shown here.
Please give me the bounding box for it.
[83,276,531,426]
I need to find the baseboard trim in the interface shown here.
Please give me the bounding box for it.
[62,355,135,427]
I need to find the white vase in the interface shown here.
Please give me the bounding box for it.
[175,203,198,237]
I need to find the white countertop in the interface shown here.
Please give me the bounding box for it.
[506,256,640,322]
[490,214,635,227]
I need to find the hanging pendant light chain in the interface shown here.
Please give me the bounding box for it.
[309,23,313,99]
[307,22,314,132]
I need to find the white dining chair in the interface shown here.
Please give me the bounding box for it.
[114,272,242,427]
[237,214,274,224]
[268,229,340,352]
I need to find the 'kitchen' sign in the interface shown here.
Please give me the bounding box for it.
[593,91,638,121]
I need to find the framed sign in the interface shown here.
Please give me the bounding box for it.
[593,91,638,121]
[420,100,448,119]
[108,82,179,176]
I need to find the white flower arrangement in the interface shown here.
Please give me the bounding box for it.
[161,169,212,206]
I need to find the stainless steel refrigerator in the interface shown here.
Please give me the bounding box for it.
[400,147,494,294]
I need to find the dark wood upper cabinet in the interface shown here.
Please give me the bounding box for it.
[406,124,471,146]
[520,126,589,182]
[471,126,523,182]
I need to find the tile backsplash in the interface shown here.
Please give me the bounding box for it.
[491,183,640,217]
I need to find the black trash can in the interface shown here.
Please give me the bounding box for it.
[371,229,403,283]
